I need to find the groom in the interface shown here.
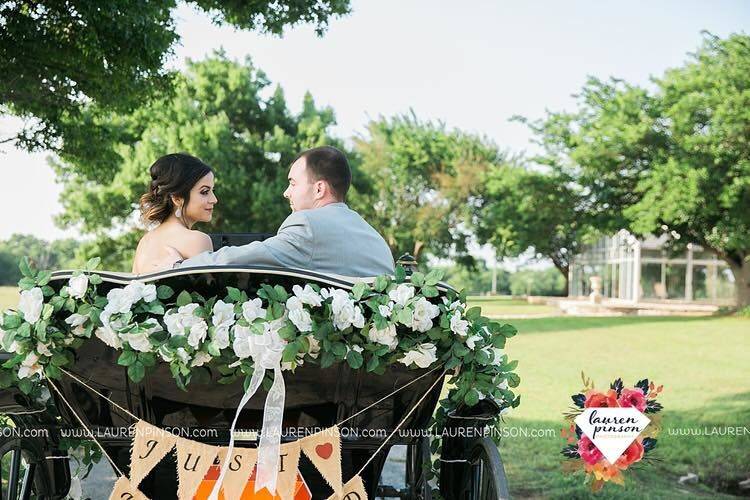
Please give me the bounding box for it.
[165,146,395,277]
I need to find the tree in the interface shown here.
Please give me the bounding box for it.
[475,165,589,295]
[0,234,78,285]
[53,54,342,270]
[509,268,566,297]
[350,113,506,263]
[0,0,350,154]
[524,33,750,306]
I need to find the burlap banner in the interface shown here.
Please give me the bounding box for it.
[215,446,258,500]
[327,475,368,500]
[300,426,342,494]
[175,436,221,499]
[109,476,151,500]
[129,420,178,486]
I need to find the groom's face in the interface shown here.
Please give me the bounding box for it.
[283,157,317,211]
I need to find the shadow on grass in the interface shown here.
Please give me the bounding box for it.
[504,315,717,335]
[498,391,750,499]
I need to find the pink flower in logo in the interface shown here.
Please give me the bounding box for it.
[618,388,647,412]
[615,438,645,469]
[578,435,604,465]
[584,389,619,408]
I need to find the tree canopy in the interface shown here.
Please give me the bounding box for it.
[524,32,750,305]
[0,0,350,153]
[351,113,506,264]
[53,54,342,270]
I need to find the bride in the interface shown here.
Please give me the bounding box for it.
[132,153,218,274]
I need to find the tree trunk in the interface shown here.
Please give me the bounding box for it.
[550,260,570,296]
[730,261,750,309]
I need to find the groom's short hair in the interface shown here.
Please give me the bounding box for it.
[296,146,351,201]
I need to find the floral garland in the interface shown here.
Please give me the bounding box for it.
[560,373,663,492]
[1,257,520,494]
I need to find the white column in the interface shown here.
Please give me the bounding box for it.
[686,245,694,302]
[632,239,641,303]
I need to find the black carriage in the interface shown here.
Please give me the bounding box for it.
[0,235,510,500]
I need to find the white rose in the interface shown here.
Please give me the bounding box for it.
[349,345,363,354]
[175,348,190,365]
[157,345,174,362]
[368,323,398,350]
[36,341,53,357]
[94,326,122,349]
[67,274,89,299]
[411,298,440,332]
[164,303,201,337]
[141,284,157,303]
[450,313,470,337]
[105,288,134,315]
[241,298,266,323]
[328,289,352,315]
[389,284,415,307]
[481,346,504,365]
[191,351,212,367]
[378,303,393,318]
[400,342,438,369]
[212,325,231,350]
[123,282,147,304]
[307,336,321,359]
[352,306,365,329]
[18,288,44,324]
[187,320,208,349]
[292,284,322,307]
[65,313,88,329]
[212,300,236,329]
[288,307,313,332]
[232,321,286,369]
[465,334,482,350]
[285,296,304,312]
[119,331,152,352]
[232,325,253,359]
[17,351,43,379]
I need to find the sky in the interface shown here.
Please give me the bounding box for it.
[1,0,749,261]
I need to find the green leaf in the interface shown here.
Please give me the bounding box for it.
[19,257,34,278]
[464,388,480,406]
[128,361,145,383]
[4,314,22,329]
[117,350,137,366]
[411,271,425,287]
[146,303,165,315]
[17,323,31,338]
[503,359,519,372]
[366,355,380,372]
[282,342,300,363]
[421,286,438,298]
[18,377,33,394]
[352,282,368,301]
[394,266,406,283]
[86,257,101,271]
[51,353,69,367]
[89,274,103,285]
[465,307,482,321]
[18,277,36,290]
[507,372,521,388]
[331,342,347,357]
[424,269,444,286]
[37,271,52,286]
[176,290,192,307]
[226,287,242,302]
[139,353,156,368]
[320,351,335,369]
[396,308,413,326]
[273,285,288,301]
[157,285,174,300]
[374,275,389,292]
[346,349,363,369]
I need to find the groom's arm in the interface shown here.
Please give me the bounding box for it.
[175,211,314,269]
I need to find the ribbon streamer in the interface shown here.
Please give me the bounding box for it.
[255,363,285,493]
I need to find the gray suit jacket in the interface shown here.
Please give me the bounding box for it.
[177,203,395,277]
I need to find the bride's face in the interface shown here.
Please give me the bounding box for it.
[183,172,217,224]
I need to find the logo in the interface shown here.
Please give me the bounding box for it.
[560,373,663,492]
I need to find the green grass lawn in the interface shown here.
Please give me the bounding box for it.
[468,295,559,317]
[497,315,750,499]
[0,286,18,312]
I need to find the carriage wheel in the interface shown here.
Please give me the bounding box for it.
[405,437,432,500]
[0,433,52,500]
[465,437,510,500]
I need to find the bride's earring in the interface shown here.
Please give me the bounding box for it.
[175,206,182,218]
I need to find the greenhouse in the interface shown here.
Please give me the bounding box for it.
[569,230,736,305]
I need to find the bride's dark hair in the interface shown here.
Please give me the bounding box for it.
[139,153,213,225]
